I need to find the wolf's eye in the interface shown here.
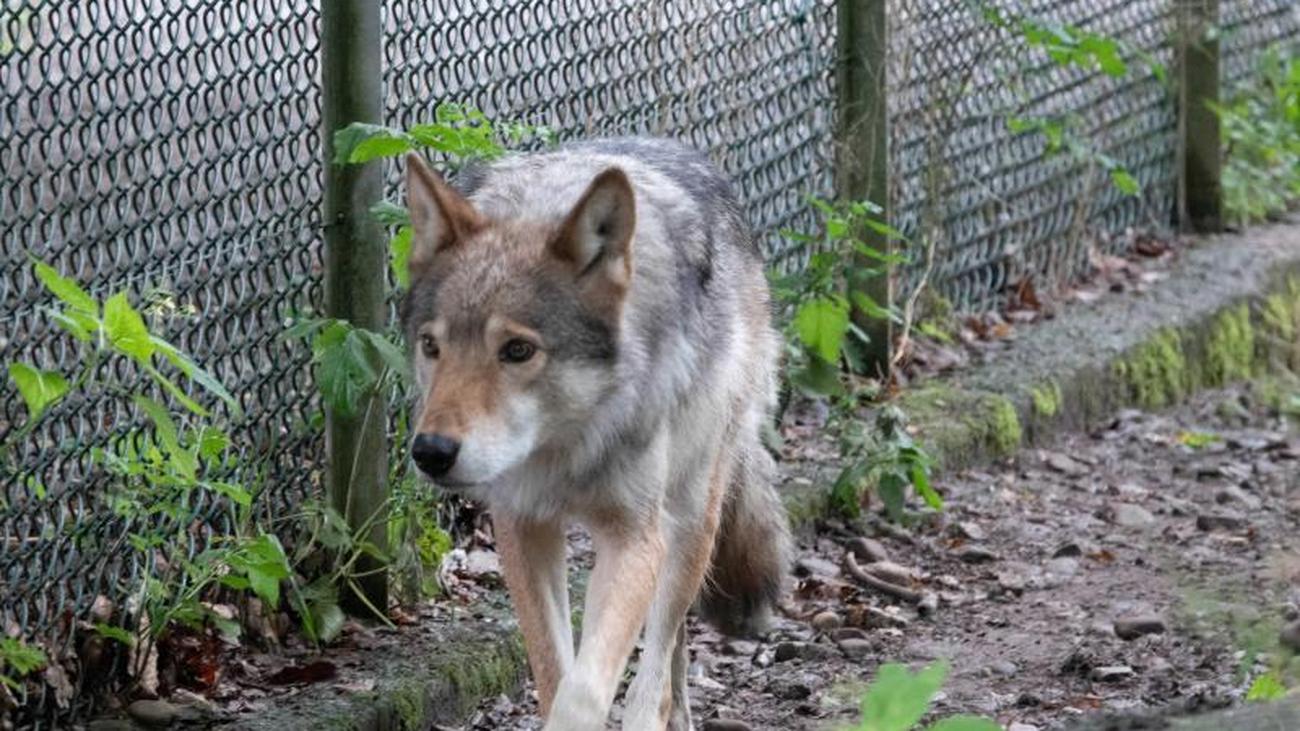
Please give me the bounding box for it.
[419,334,439,359]
[499,338,536,364]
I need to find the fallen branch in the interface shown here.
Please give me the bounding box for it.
[843,551,923,605]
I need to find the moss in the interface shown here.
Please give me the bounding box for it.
[1030,382,1062,418]
[439,633,527,717]
[1116,328,1187,409]
[897,385,1022,470]
[389,675,427,730]
[1259,277,1300,371]
[1204,303,1256,385]
[988,396,1023,455]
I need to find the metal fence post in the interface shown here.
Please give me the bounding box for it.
[1178,0,1223,233]
[321,1,388,613]
[835,0,893,378]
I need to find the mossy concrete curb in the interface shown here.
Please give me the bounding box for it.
[1065,694,1300,730]
[783,219,1300,528]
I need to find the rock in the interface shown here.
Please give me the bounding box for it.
[1196,512,1247,532]
[702,721,754,731]
[464,549,502,583]
[773,641,803,663]
[1111,503,1155,528]
[1090,665,1135,682]
[847,536,891,563]
[865,560,914,585]
[951,521,987,541]
[918,592,939,616]
[1280,620,1300,653]
[1114,614,1167,640]
[958,546,999,563]
[810,611,843,632]
[766,679,812,700]
[837,637,873,658]
[721,639,757,657]
[1214,486,1262,510]
[857,606,909,629]
[127,700,199,728]
[1045,452,1089,476]
[1052,541,1083,558]
[87,722,137,731]
[1008,724,1041,731]
[794,556,841,578]
[989,660,1018,676]
[830,627,871,642]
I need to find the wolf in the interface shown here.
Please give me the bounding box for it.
[399,137,790,730]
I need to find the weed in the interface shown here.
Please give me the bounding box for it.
[838,660,998,731]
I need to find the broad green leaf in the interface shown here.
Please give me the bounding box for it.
[92,623,135,647]
[8,363,69,420]
[794,297,850,365]
[858,661,950,731]
[370,200,411,227]
[357,329,412,382]
[789,356,843,397]
[1111,168,1141,196]
[391,226,413,289]
[877,472,908,523]
[206,481,253,507]
[1245,671,1287,702]
[927,717,1003,731]
[311,598,346,644]
[32,259,97,315]
[143,363,209,417]
[151,336,241,415]
[912,463,943,510]
[103,292,154,364]
[49,309,98,342]
[314,322,381,415]
[333,123,414,165]
[197,426,230,460]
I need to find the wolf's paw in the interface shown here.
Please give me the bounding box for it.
[543,677,607,731]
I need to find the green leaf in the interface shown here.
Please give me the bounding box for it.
[142,363,209,417]
[0,637,47,676]
[927,716,1003,731]
[93,623,135,647]
[49,309,98,342]
[858,661,949,731]
[1245,671,1287,702]
[333,123,414,165]
[311,599,346,644]
[357,329,412,383]
[912,463,943,511]
[314,321,381,416]
[197,426,230,460]
[8,363,69,420]
[794,297,851,364]
[206,481,253,507]
[789,356,844,397]
[390,226,414,290]
[103,292,155,364]
[877,472,908,523]
[371,200,411,227]
[32,259,97,315]
[151,336,241,416]
[1111,168,1141,196]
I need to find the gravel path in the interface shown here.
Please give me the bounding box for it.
[455,378,1300,730]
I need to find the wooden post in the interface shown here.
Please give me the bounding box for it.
[1178,0,1222,233]
[321,0,388,613]
[836,0,893,378]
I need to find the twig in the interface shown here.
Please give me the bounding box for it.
[843,551,922,605]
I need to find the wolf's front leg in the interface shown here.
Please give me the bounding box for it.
[543,520,665,731]
[495,512,574,717]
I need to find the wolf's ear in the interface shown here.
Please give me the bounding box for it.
[405,152,485,273]
[549,168,635,282]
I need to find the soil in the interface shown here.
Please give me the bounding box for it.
[454,380,1300,730]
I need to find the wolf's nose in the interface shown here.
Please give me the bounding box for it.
[412,433,460,479]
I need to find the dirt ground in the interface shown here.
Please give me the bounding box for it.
[453,379,1300,730]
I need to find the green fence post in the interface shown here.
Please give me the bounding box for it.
[835,0,893,378]
[321,0,388,613]
[1178,0,1223,233]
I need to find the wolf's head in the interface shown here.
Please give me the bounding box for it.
[399,153,636,488]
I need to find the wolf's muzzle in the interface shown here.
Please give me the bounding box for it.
[412,433,460,479]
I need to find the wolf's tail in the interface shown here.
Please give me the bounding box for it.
[697,440,791,637]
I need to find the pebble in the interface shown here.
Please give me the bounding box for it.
[702,721,754,731]
[1008,723,1041,731]
[1042,557,1079,587]
[951,521,987,541]
[918,591,939,616]
[794,556,841,578]
[989,660,1018,676]
[1281,620,1300,654]
[1214,485,1262,510]
[847,536,891,563]
[721,639,757,657]
[958,546,1000,563]
[1052,541,1083,558]
[810,611,843,632]
[1111,503,1155,528]
[1090,665,1135,682]
[773,641,803,663]
[766,679,813,700]
[837,637,874,658]
[126,700,200,728]
[1045,452,1089,476]
[1196,512,1247,532]
[830,627,871,642]
[1114,614,1167,640]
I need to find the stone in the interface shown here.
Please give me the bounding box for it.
[989,660,1019,676]
[766,679,812,700]
[1114,614,1167,640]
[773,641,803,663]
[1045,452,1089,476]
[810,611,843,632]
[847,536,891,564]
[958,546,999,563]
[1112,503,1155,528]
[794,556,841,578]
[1214,486,1261,510]
[1196,512,1247,532]
[1280,620,1300,654]
[1008,724,1041,731]
[127,700,190,728]
[918,591,939,616]
[1090,665,1135,682]
[702,721,754,731]
[837,638,874,658]
[1043,557,1079,587]
[1052,541,1083,558]
[951,521,987,541]
[830,627,870,642]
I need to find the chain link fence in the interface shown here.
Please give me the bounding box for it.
[1,0,1296,723]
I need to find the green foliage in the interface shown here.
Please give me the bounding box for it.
[840,661,1000,731]
[285,317,410,417]
[1213,46,1300,227]
[0,638,46,692]
[831,406,938,523]
[1246,670,1288,702]
[772,198,907,396]
[334,103,554,289]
